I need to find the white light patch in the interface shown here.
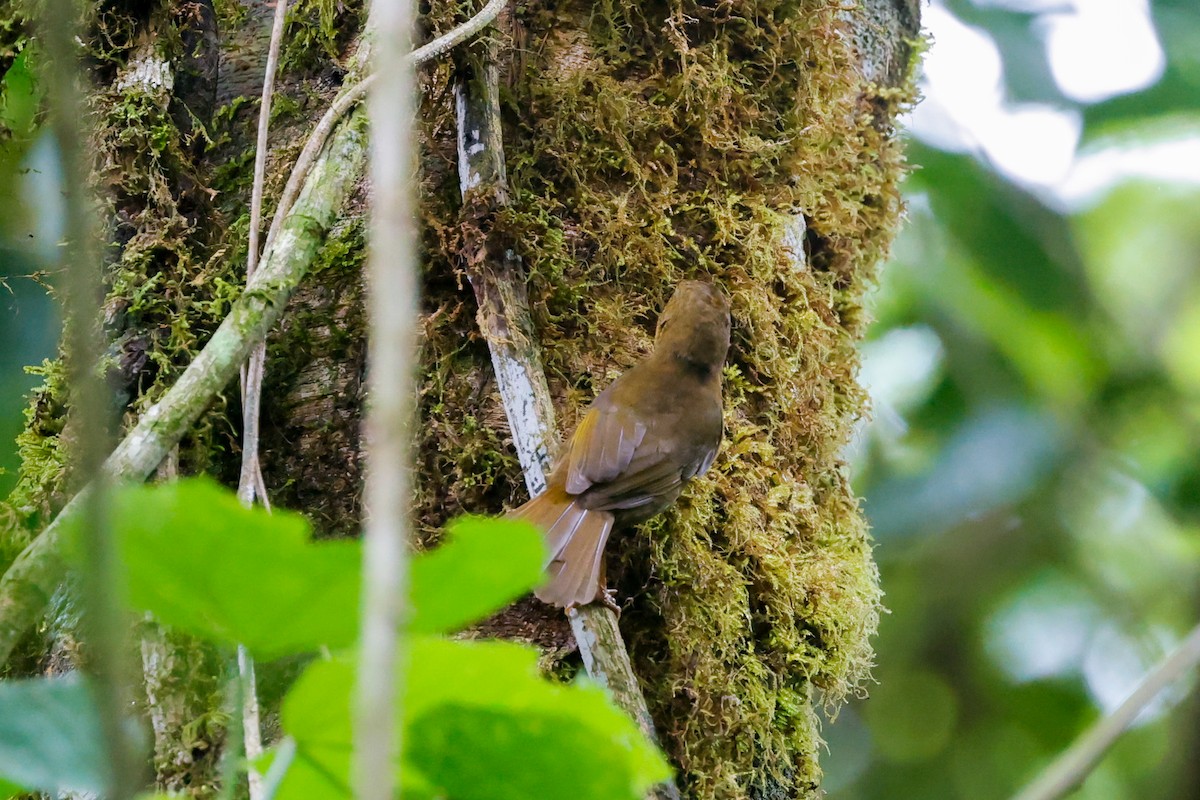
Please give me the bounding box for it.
[970,0,1069,11]
[1040,0,1165,104]
[985,574,1098,683]
[1057,134,1200,209]
[977,104,1081,188]
[19,133,67,262]
[908,3,1004,153]
[860,325,946,416]
[910,2,1081,190]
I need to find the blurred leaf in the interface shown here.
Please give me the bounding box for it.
[908,144,1091,316]
[1073,181,1200,358]
[409,516,545,634]
[66,479,547,659]
[65,478,362,661]
[861,668,958,763]
[0,675,108,795]
[278,638,669,800]
[0,49,40,195]
[886,203,1103,406]
[865,406,1064,539]
[402,638,668,800]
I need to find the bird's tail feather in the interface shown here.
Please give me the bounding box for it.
[509,488,614,608]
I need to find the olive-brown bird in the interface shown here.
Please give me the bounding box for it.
[511,280,731,608]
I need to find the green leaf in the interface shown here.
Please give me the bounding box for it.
[409,516,545,634]
[68,477,543,659]
[277,638,669,800]
[0,51,39,140]
[66,478,362,661]
[0,676,109,795]
[404,639,668,800]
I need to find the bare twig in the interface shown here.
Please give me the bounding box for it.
[238,0,290,507]
[353,0,419,798]
[235,3,291,796]
[236,644,265,799]
[41,0,140,794]
[246,0,288,285]
[409,0,507,65]
[1011,622,1200,800]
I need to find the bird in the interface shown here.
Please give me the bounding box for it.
[510,280,731,608]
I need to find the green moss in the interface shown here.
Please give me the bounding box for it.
[414,0,917,796]
[282,0,363,70]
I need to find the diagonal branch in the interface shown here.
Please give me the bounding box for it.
[0,0,508,673]
[1011,621,1200,800]
[0,108,369,668]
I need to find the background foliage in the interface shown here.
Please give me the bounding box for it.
[824,0,1200,797]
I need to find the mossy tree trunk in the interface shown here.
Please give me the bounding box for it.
[0,0,919,796]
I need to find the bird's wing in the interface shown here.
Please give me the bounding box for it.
[580,453,684,511]
[564,400,720,512]
[563,403,648,495]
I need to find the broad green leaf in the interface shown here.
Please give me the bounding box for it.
[65,478,362,661]
[277,638,669,800]
[0,676,108,795]
[408,516,545,634]
[87,478,544,657]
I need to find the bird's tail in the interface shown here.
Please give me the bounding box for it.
[509,486,614,608]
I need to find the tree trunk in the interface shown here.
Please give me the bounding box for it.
[0,0,920,796]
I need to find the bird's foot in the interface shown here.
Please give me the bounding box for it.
[597,587,622,617]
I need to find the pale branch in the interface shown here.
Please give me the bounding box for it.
[237,644,265,800]
[0,110,369,668]
[453,45,681,800]
[235,3,290,795]
[353,0,418,796]
[409,0,508,66]
[246,0,288,284]
[238,0,290,509]
[1011,621,1200,800]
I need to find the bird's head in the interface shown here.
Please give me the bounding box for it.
[654,280,732,376]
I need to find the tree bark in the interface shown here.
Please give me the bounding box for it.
[0,0,920,796]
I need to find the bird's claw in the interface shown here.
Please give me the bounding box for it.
[597,587,622,617]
